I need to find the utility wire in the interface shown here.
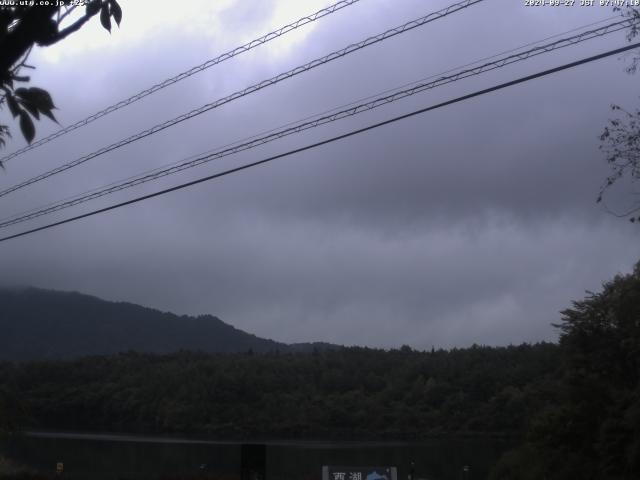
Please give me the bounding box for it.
[0,0,484,199]
[0,17,634,229]
[0,0,363,165]
[0,13,619,185]
[1,41,638,244]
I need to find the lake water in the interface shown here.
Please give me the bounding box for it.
[0,432,513,480]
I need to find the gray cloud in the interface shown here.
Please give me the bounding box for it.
[1,0,639,348]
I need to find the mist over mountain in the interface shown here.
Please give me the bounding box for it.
[0,287,335,361]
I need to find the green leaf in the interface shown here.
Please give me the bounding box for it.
[0,125,8,155]
[100,3,111,32]
[19,111,35,144]
[15,87,57,122]
[86,0,101,16]
[6,94,21,118]
[23,87,55,110]
[40,108,57,123]
[110,0,122,26]
[19,99,40,120]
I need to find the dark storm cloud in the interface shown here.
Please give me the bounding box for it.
[1,0,639,348]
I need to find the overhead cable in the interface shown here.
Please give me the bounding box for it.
[0,0,485,198]
[1,41,638,244]
[0,0,363,165]
[0,17,634,229]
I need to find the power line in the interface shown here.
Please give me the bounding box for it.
[0,0,363,165]
[0,17,634,229]
[0,0,485,198]
[1,41,638,244]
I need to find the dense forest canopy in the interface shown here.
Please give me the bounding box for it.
[0,343,560,439]
[492,261,640,480]
[1,262,639,480]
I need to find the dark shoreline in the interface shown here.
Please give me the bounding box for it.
[20,429,520,446]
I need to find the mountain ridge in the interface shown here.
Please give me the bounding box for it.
[0,286,338,361]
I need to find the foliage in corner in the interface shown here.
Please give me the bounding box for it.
[598,6,640,222]
[491,260,640,479]
[599,104,640,222]
[0,0,122,158]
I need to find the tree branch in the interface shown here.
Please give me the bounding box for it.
[39,11,93,46]
[0,6,58,73]
[57,6,78,26]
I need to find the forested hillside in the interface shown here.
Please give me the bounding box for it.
[0,343,560,438]
[0,287,328,360]
[491,262,640,480]
[2,263,638,479]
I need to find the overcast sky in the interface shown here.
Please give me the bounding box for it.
[1,0,639,349]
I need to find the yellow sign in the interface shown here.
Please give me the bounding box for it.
[56,462,64,474]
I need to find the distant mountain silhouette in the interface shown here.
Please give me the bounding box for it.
[0,287,337,361]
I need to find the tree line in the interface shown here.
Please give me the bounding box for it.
[0,343,560,439]
[1,261,639,479]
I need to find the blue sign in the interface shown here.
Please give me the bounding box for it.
[322,466,398,480]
